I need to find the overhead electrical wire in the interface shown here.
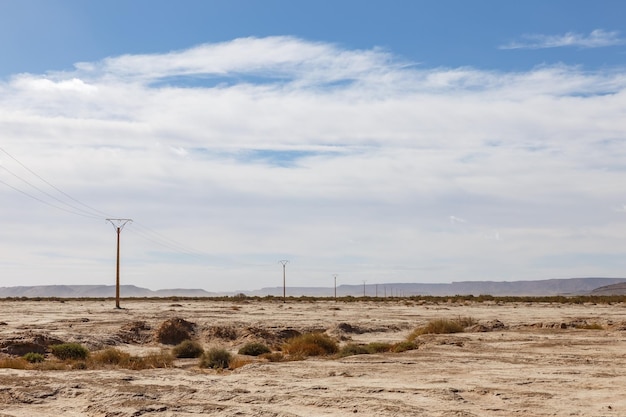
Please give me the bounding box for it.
[0,146,267,268]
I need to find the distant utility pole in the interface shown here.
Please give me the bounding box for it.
[362,280,367,297]
[106,218,132,309]
[333,274,338,300]
[279,260,289,303]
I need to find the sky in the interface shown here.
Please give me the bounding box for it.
[1,1,626,292]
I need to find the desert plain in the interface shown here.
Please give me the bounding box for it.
[0,297,625,417]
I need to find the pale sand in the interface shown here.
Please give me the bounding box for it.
[0,299,625,416]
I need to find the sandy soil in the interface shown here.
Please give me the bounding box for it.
[0,298,625,416]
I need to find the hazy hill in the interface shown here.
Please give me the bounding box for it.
[0,285,214,298]
[1,278,625,298]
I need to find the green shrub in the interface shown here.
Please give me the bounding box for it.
[199,348,232,369]
[282,333,338,358]
[408,319,464,341]
[50,343,89,360]
[238,342,271,356]
[23,352,45,363]
[172,340,205,358]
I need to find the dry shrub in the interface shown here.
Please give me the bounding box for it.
[260,352,284,362]
[338,343,369,357]
[23,352,45,363]
[229,355,253,369]
[127,351,173,370]
[365,342,392,353]
[199,348,232,369]
[156,318,195,345]
[455,316,477,327]
[238,342,271,356]
[90,348,131,366]
[282,333,338,358]
[172,340,204,358]
[391,341,418,352]
[0,357,29,369]
[408,319,464,341]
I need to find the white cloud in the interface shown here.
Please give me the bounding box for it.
[2,36,626,291]
[500,29,625,50]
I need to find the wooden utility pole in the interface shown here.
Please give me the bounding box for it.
[279,260,289,303]
[106,219,132,309]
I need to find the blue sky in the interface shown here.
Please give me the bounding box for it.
[1,1,626,292]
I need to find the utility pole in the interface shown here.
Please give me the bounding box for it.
[362,280,367,297]
[106,219,132,309]
[333,274,338,300]
[279,260,289,303]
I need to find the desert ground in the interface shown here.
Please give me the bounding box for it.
[0,298,625,417]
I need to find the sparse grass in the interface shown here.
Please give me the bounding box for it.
[172,340,205,358]
[260,352,284,362]
[338,343,369,357]
[89,348,131,366]
[455,316,477,327]
[364,342,393,353]
[238,342,271,356]
[408,319,464,341]
[575,323,604,330]
[282,333,338,358]
[229,355,253,369]
[50,343,89,360]
[0,357,29,369]
[199,348,232,369]
[391,341,418,352]
[23,352,45,363]
[127,351,174,370]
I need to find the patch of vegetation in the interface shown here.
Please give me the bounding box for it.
[364,342,393,353]
[575,322,604,330]
[260,352,284,362]
[50,343,89,360]
[199,348,232,369]
[0,357,29,369]
[391,341,418,352]
[338,343,369,357]
[23,352,45,363]
[172,340,205,358]
[408,319,464,341]
[238,342,271,356]
[89,348,131,366]
[282,333,338,358]
[127,351,174,370]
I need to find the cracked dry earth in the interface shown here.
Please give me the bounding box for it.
[0,299,625,416]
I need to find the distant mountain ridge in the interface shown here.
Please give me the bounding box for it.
[2,278,625,298]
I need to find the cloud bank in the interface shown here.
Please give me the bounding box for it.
[1,36,626,291]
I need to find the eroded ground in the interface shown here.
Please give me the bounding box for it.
[0,299,625,416]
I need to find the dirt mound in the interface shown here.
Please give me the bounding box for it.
[156,318,195,345]
[467,319,508,332]
[0,332,64,356]
[117,321,152,344]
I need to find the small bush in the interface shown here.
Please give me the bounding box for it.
[90,348,131,366]
[408,319,464,341]
[282,333,338,358]
[23,352,45,363]
[50,343,89,360]
[172,340,205,358]
[199,348,232,369]
[238,342,271,356]
[127,351,173,370]
[455,316,477,327]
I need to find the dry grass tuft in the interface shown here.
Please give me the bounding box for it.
[199,348,232,369]
[408,318,464,341]
[282,333,338,358]
[172,340,205,358]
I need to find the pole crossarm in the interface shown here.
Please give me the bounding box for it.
[106,218,133,230]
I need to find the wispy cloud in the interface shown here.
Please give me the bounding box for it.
[2,37,626,290]
[500,29,624,50]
